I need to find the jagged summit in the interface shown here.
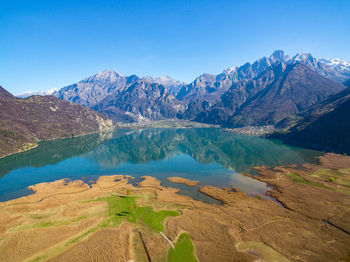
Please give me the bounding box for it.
[270,50,290,63]
[218,50,350,83]
[80,70,123,83]
[292,52,316,64]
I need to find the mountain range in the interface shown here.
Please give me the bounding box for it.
[3,50,350,155]
[0,86,113,158]
[53,50,350,126]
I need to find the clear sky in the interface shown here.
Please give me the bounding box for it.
[1,0,349,95]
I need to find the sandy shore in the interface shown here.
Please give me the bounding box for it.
[0,153,349,261]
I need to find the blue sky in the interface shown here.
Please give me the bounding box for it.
[1,0,349,95]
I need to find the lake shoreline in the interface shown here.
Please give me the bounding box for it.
[0,128,116,160]
[0,128,322,203]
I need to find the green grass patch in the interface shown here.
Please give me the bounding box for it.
[96,195,179,231]
[287,173,330,189]
[328,177,335,182]
[310,169,350,187]
[168,233,198,262]
[96,195,137,227]
[135,207,179,232]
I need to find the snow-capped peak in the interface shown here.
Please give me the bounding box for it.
[319,58,350,68]
[292,52,314,61]
[223,67,235,74]
[16,88,59,98]
[142,75,184,86]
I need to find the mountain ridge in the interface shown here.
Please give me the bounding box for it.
[52,50,350,126]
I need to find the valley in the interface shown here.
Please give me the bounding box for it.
[1,50,350,261]
[2,1,350,261]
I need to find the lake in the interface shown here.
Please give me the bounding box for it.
[0,128,322,203]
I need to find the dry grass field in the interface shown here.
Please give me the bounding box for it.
[0,153,349,261]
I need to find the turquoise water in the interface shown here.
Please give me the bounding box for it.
[0,128,321,202]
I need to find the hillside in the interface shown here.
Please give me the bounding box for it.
[271,87,350,154]
[0,86,114,158]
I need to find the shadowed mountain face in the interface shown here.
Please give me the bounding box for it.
[344,79,350,88]
[194,62,345,126]
[271,87,350,154]
[228,63,345,126]
[178,51,349,118]
[53,51,349,126]
[0,86,113,158]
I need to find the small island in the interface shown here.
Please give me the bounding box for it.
[167,177,200,186]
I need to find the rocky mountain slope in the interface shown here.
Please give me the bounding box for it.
[195,62,345,126]
[53,51,350,125]
[271,86,350,154]
[54,70,133,107]
[54,71,184,107]
[228,62,345,126]
[178,50,350,118]
[92,79,185,122]
[0,86,114,158]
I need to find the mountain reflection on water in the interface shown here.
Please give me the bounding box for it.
[0,128,321,202]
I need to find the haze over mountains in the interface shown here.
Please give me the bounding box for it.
[53,50,350,126]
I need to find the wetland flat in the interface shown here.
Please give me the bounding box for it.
[0,153,349,261]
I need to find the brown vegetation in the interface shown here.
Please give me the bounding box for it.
[0,154,349,261]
